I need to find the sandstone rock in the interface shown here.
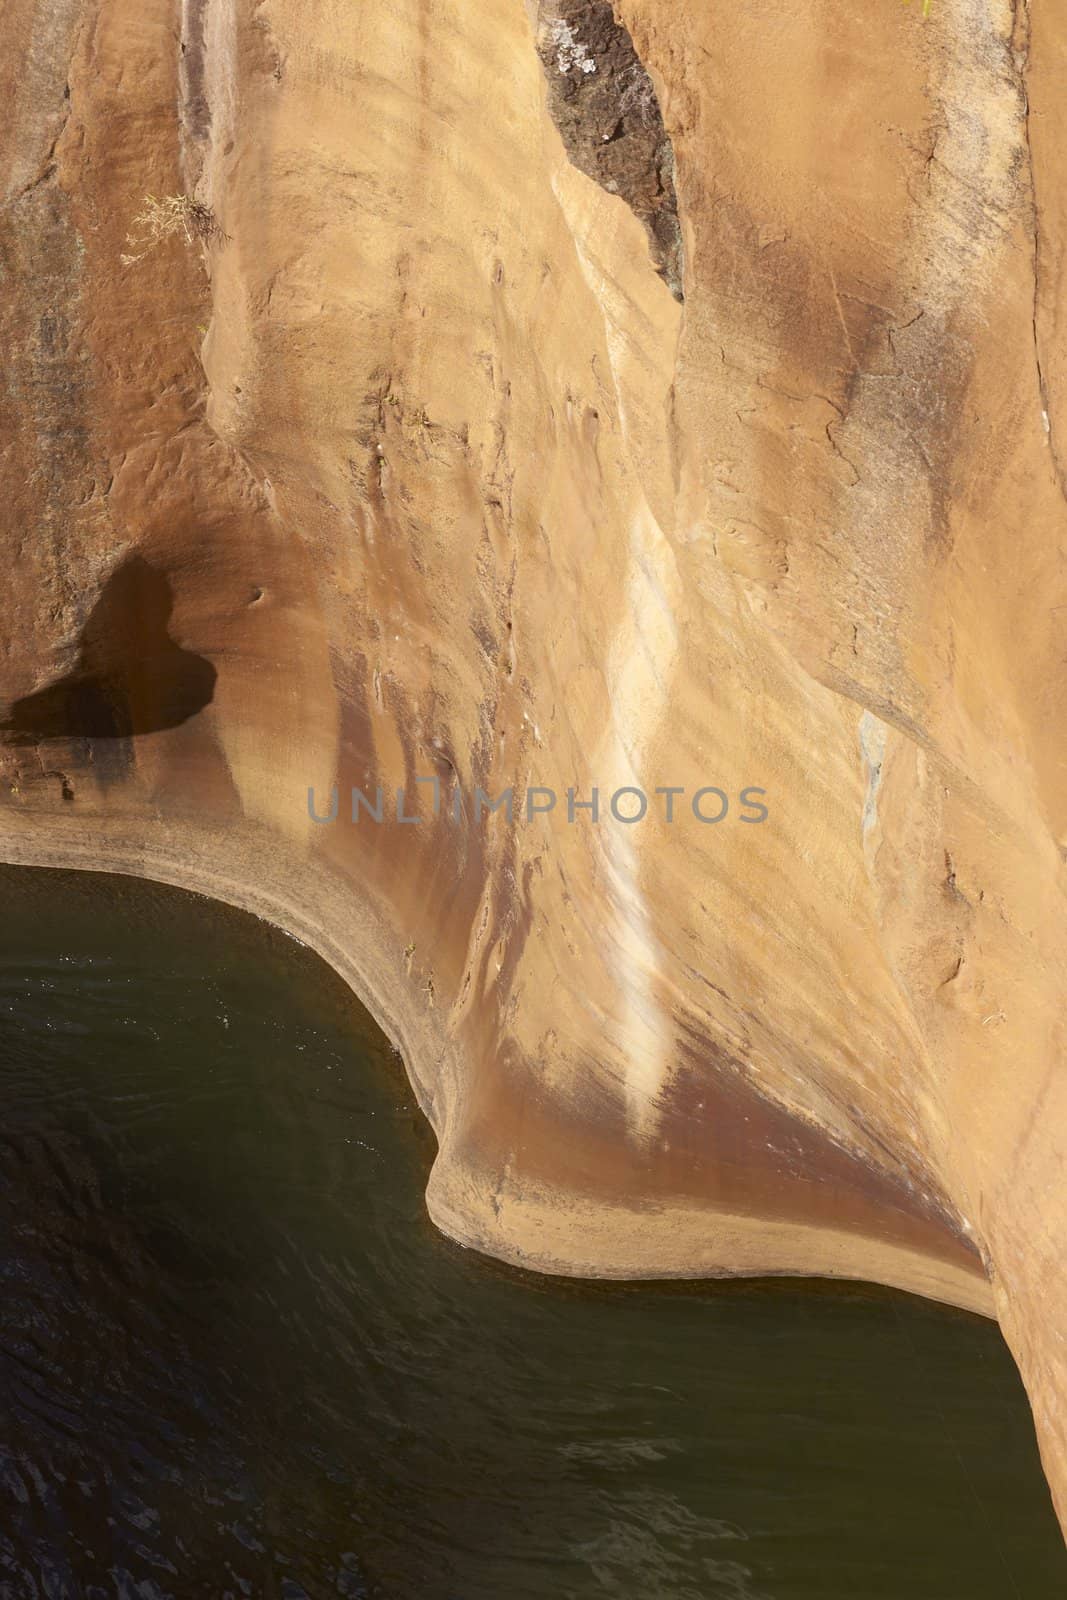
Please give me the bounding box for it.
[2,0,1066,1535]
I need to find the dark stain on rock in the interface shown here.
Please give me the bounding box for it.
[0,556,216,746]
[179,0,211,147]
[536,1,684,301]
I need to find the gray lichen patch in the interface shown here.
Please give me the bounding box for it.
[536,1,684,302]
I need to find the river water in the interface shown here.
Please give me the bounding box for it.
[0,863,1062,1599]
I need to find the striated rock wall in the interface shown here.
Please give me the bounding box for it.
[2,0,1067,1532]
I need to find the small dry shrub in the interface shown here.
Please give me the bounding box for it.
[120,194,223,266]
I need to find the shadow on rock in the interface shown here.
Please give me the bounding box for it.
[1,556,217,746]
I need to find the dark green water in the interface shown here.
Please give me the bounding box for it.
[0,864,1063,1600]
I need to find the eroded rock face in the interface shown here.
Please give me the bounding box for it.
[2,0,1067,1536]
[535,0,684,298]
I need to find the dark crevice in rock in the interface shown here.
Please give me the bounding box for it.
[179,0,211,151]
[536,1,684,302]
[1011,0,1067,509]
